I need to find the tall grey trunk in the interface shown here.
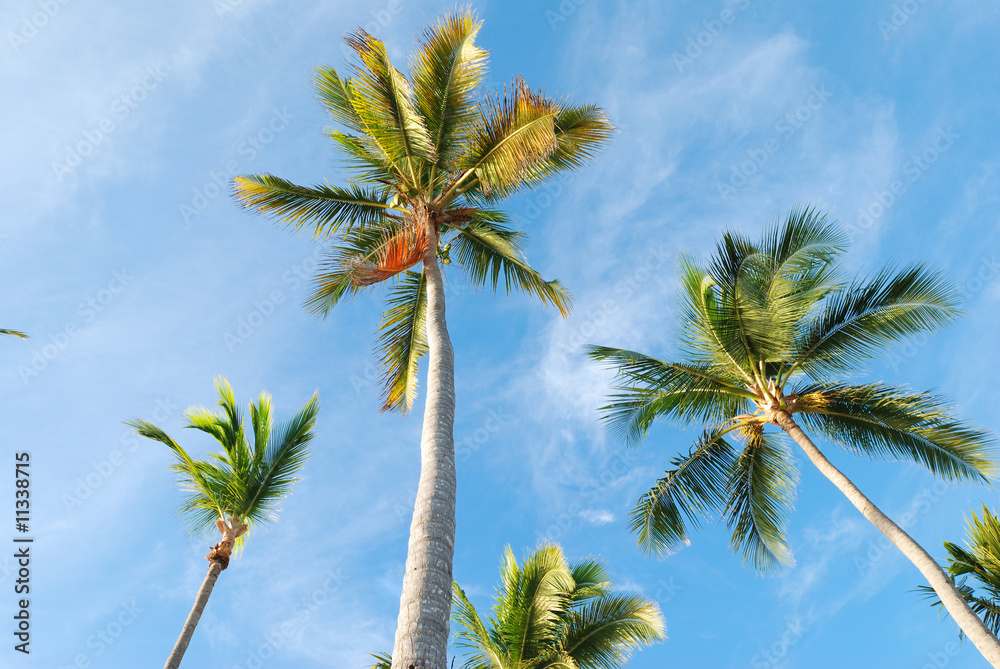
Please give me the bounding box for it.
[164,559,224,669]
[775,411,1000,667]
[391,215,457,669]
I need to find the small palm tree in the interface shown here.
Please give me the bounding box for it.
[921,506,1000,636]
[587,208,1000,664]
[232,10,611,666]
[452,543,664,668]
[129,377,318,669]
[370,544,665,668]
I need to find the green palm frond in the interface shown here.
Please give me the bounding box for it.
[562,594,666,668]
[375,269,428,413]
[452,77,559,201]
[724,429,797,572]
[411,9,487,174]
[794,383,995,482]
[793,264,961,378]
[233,174,392,238]
[453,582,506,669]
[451,209,572,316]
[453,544,664,669]
[130,378,318,551]
[345,29,436,183]
[588,346,755,443]
[366,652,393,669]
[675,257,756,384]
[0,329,28,338]
[630,428,740,556]
[920,507,1000,636]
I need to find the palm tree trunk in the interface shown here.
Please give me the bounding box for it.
[164,559,224,669]
[391,213,457,669]
[774,410,1000,667]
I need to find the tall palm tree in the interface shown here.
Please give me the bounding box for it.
[587,208,1000,665]
[128,377,318,669]
[921,506,1000,636]
[231,10,611,667]
[451,543,664,668]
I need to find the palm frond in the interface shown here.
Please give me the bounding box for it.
[794,264,961,377]
[724,428,797,572]
[345,29,436,184]
[451,209,571,316]
[375,269,429,413]
[562,594,665,668]
[233,174,392,238]
[411,9,488,174]
[794,383,995,482]
[587,346,753,443]
[452,77,559,201]
[453,582,507,669]
[0,329,28,338]
[629,429,739,556]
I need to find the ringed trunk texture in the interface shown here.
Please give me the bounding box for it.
[391,214,457,669]
[164,559,224,669]
[774,411,1000,668]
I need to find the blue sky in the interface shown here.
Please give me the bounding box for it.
[3,0,1000,667]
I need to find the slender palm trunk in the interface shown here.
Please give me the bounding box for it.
[774,411,1000,667]
[391,213,457,669]
[164,559,224,669]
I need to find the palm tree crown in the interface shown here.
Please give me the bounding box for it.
[922,506,1000,635]
[452,543,665,669]
[129,377,318,558]
[588,208,994,571]
[233,9,612,412]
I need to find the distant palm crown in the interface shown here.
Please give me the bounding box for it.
[234,10,612,411]
[589,208,995,572]
[452,543,665,669]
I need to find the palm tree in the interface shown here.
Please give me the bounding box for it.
[128,377,318,669]
[451,543,664,668]
[587,208,1000,665]
[921,506,1000,636]
[231,10,611,667]
[371,544,665,668]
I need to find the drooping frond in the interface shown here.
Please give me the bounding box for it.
[451,209,572,316]
[793,264,961,378]
[561,594,665,667]
[0,329,27,338]
[233,174,391,238]
[794,382,995,482]
[724,428,797,572]
[411,9,488,174]
[630,429,739,556]
[587,346,753,443]
[375,270,429,413]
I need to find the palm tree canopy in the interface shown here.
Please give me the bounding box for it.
[233,9,612,412]
[451,543,665,669]
[128,377,318,550]
[921,506,1000,635]
[588,207,996,572]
